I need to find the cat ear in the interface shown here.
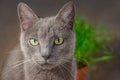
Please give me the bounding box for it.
[56,1,75,29]
[17,2,38,31]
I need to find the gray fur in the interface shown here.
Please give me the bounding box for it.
[1,1,77,80]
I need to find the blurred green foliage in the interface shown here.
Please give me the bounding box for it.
[74,16,114,66]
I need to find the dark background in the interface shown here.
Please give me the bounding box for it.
[0,0,120,80]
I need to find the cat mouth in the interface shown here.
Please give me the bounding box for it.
[40,63,55,70]
[36,60,59,70]
[36,60,52,65]
[41,63,53,66]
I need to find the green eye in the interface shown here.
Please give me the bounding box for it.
[55,37,64,45]
[29,38,39,46]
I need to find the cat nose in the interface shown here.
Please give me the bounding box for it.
[41,47,50,60]
[42,54,51,60]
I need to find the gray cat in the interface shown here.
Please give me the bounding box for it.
[1,1,77,80]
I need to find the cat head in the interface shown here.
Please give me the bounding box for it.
[18,1,75,70]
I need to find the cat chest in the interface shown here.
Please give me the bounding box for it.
[29,70,73,80]
[25,65,73,80]
[33,70,64,80]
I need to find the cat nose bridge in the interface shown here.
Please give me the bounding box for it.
[41,48,50,59]
[41,44,50,59]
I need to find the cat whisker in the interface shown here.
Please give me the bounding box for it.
[12,59,31,68]
[59,58,73,63]
[6,59,26,67]
[15,61,38,76]
[58,66,66,80]
[60,64,74,79]
[2,59,32,77]
[29,62,37,73]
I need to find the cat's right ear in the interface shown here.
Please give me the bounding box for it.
[17,2,38,31]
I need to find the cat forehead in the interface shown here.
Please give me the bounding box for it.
[25,16,70,38]
[35,17,65,32]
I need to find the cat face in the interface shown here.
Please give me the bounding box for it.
[18,2,75,70]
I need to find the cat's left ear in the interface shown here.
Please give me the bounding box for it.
[17,2,38,31]
[56,1,75,29]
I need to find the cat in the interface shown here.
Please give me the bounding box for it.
[1,1,77,80]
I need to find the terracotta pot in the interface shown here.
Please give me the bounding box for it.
[77,66,89,80]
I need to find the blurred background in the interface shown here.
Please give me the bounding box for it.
[0,0,120,80]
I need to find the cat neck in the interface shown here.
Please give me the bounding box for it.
[24,59,75,80]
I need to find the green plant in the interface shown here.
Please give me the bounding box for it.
[74,16,114,66]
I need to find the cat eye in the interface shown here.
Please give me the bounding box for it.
[54,37,64,45]
[29,38,39,46]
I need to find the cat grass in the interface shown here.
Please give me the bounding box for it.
[74,16,114,66]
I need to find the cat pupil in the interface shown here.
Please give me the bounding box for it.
[58,38,60,42]
[32,39,38,43]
